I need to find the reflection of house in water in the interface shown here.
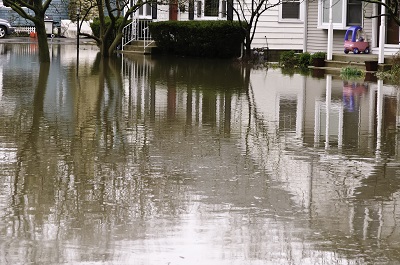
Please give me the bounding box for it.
[342,81,368,112]
[2,47,400,262]
[120,58,400,258]
[248,70,400,257]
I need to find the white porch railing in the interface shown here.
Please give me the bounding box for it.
[122,21,137,49]
[122,19,154,52]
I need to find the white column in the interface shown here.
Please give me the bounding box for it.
[379,0,386,64]
[327,0,334,60]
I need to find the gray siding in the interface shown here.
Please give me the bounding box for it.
[0,0,69,26]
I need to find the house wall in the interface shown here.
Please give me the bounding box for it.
[0,0,69,27]
[306,0,374,54]
[247,6,304,51]
[151,1,305,51]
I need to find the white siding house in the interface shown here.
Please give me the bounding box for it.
[128,0,306,52]
[305,0,400,56]
[305,0,373,54]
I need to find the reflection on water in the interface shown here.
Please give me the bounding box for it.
[0,44,400,264]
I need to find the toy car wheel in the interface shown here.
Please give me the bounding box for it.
[344,49,349,54]
[364,47,370,54]
[353,48,359,54]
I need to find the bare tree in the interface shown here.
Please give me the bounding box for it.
[361,0,400,26]
[77,0,154,58]
[229,0,283,58]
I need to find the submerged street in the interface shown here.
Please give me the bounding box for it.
[0,42,399,264]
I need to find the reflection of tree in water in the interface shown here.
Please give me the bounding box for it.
[2,57,190,263]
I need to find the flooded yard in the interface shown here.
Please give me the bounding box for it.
[0,43,400,264]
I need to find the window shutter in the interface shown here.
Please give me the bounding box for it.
[152,4,157,19]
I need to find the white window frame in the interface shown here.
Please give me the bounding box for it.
[196,0,225,20]
[279,0,304,23]
[136,3,152,19]
[318,0,363,30]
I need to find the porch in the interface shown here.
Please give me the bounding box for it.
[310,53,394,74]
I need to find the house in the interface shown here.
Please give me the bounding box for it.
[305,0,400,60]
[0,0,69,32]
[129,0,400,61]
[126,0,306,54]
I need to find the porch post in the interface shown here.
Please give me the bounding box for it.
[327,0,333,60]
[378,0,386,64]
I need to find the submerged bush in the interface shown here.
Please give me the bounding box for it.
[279,50,298,68]
[340,66,364,80]
[376,52,400,84]
[149,20,245,58]
[298,52,311,68]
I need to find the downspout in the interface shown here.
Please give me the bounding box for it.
[303,0,308,52]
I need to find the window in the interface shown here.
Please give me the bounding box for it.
[318,0,362,29]
[347,0,362,25]
[197,1,202,17]
[282,0,300,19]
[204,0,219,16]
[280,0,303,21]
[138,3,152,18]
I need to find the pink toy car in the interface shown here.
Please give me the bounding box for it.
[344,26,370,54]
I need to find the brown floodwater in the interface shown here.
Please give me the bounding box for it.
[0,42,400,265]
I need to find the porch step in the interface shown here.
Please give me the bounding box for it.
[310,53,393,74]
[325,60,365,70]
[332,54,379,63]
[332,53,394,64]
[120,40,157,55]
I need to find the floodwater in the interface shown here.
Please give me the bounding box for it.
[0,43,400,265]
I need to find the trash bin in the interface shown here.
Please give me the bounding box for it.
[44,19,53,35]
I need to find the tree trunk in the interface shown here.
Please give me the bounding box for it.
[35,21,50,63]
[109,32,123,57]
[244,33,252,58]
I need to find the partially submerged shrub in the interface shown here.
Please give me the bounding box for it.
[298,52,311,68]
[279,50,298,68]
[309,51,327,65]
[376,52,400,83]
[340,66,364,80]
[149,20,245,58]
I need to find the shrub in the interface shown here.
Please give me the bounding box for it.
[309,51,327,64]
[376,52,400,83]
[298,52,311,68]
[148,20,245,58]
[340,66,364,80]
[279,50,298,68]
